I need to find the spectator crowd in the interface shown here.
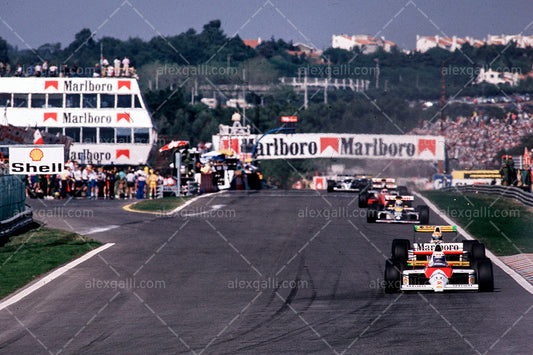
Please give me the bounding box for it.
[0,56,137,78]
[23,160,176,200]
[410,111,533,169]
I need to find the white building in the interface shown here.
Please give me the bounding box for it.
[332,35,396,54]
[416,34,533,53]
[475,68,520,87]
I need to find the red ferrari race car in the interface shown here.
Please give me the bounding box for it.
[384,225,494,292]
[358,178,409,208]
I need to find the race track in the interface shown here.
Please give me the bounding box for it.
[1,191,532,354]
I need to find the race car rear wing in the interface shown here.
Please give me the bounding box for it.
[414,225,457,233]
[385,195,414,201]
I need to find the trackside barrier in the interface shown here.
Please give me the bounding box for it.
[0,175,26,220]
[440,185,533,208]
[0,175,33,238]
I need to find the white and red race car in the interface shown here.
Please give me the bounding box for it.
[384,225,494,292]
[367,195,429,224]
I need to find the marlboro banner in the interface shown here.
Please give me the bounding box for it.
[213,134,445,161]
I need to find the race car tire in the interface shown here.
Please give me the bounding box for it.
[417,205,430,224]
[327,180,335,192]
[367,207,377,223]
[471,243,486,259]
[358,193,368,208]
[391,239,410,261]
[398,186,409,196]
[462,240,480,258]
[384,258,402,293]
[475,258,494,292]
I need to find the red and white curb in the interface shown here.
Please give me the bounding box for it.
[499,254,533,283]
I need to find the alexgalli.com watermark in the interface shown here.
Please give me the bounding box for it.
[35,207,94,219]
[298,207,366,219]
[442,65,522,77]
[160,207,237,218]
[228,277,309,292]
[298,64,377,77]
[157,63,238,77]
[440,206,520,219]
[85,278,166,291]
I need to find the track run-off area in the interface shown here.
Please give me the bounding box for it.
[1,190,532,354]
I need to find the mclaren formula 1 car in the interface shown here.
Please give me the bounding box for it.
[367,195,429,224]
[384,225,494,292]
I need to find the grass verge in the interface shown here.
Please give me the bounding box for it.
[422,191,533,256]
[127,196,193,212]
[0,226,101,299]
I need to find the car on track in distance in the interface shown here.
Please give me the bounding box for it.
[384,225,494,293]
[327,175,371,193]
[367,195,429,224]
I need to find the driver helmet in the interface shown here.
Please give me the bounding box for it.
[395,195,403,207]
[431,227,442,242]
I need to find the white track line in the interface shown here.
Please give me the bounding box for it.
[414,191,533,295]
[0,243,115,311]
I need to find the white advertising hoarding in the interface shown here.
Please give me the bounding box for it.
[214,134,445,161]
[9,145,64,174]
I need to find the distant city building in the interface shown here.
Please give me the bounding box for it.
[416,34,533,52]
[331,34,396,54]
[200,98,217,109]
[287,42,324,63]
[475,67,520,87]
[243,38,262,49]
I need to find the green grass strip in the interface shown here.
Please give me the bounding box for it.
[422,191,533,256]
[0,227,101,299]
[127,196,193,212]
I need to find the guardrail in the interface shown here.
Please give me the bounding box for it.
[440,185,533,207]
[0,175,33,240]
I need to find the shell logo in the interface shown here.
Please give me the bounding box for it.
[29,148,44,161]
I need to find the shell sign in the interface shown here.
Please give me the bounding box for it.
[9,145,64,174]
[29,148,44,161]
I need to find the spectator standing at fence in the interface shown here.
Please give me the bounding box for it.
[42,61,48,76]
[5,62,10,76]
[96,167,106,199]
[88,166,97,199]
[106,65,114,77]
[126,169,136,199]
[122,56,130,77]
[94,63,101,77]
[113,56,121,77]
[82,165,89,196]
[148,169,158,199]
[0,62,5,76]
[14,64,22,77]
[49,63,58,77]
[73,166,83,197]
[100,56,109,77]
[136,169,147,199]
[35,63,42,77]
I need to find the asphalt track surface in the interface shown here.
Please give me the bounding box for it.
[1,190,532,354]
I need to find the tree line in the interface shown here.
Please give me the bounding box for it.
[2,20,533,185]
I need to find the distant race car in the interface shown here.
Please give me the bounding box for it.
[384,225,494,292]
[367,195,429,224]
[358,178,409,208]
[327,176,371,193]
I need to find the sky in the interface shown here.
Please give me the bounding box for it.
[1,0,533,51]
